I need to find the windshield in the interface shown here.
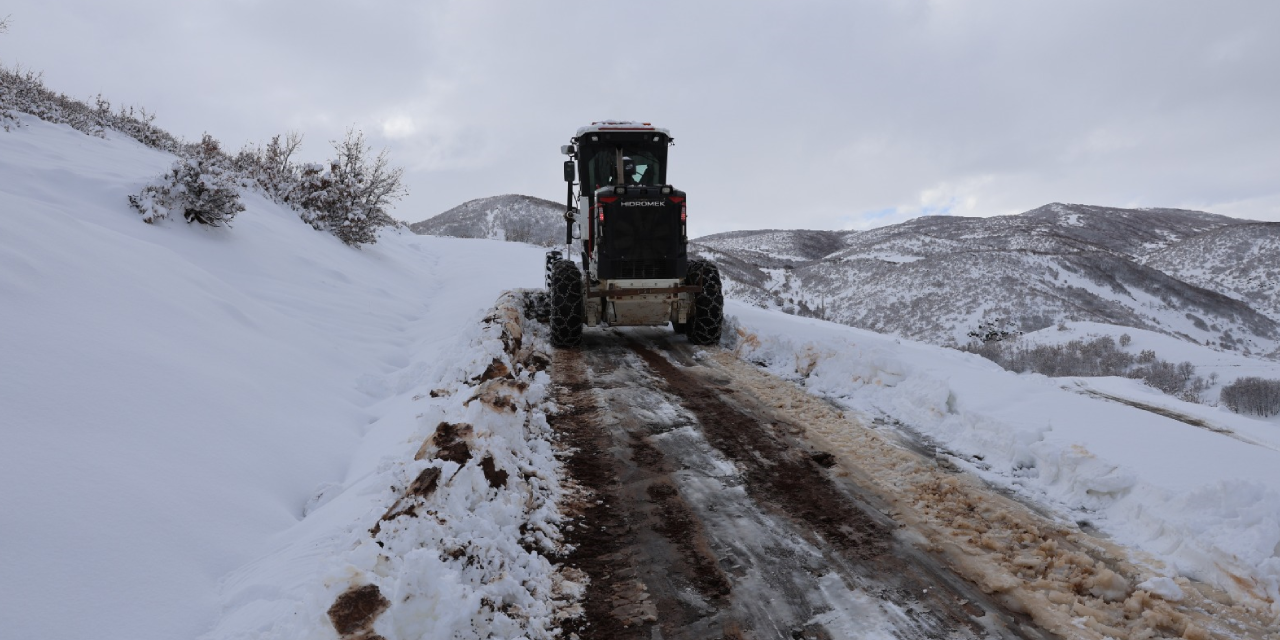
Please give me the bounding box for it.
[584,146,665,189]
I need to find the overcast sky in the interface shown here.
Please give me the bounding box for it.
[3,1,1278,236]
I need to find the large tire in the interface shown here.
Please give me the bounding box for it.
[544,250,562,290]
[549,260,585,347]
[685,260,724,346]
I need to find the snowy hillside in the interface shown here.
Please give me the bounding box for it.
[693,203,1279,355]
[409,194,565,247]
[1143,222,1280,324]
[0,114,568,640]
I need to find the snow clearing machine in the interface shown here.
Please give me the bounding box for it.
[545,121,723,348]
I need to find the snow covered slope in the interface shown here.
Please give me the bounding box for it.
[409,194,565,247]
[0,115,565,640]
[1143,222,1280,325]
[1017,321,1280,444]
[694,204,1278,355]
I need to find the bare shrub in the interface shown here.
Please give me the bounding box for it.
[1220,377,1280,417]
[964,336,1208,402]
[504,216,535,244]
[0,65,181,151]
[294,128,406,246]
[968,317,1022,343]
[1130,361,1183,395]
[5,64,407,244]
[235,132,304,203]
[964,335,1133,377]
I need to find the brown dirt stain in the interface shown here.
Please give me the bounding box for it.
[328,583,389,639]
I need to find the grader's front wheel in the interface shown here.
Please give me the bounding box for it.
[549,260,585,347]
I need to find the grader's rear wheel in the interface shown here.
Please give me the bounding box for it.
[685,260,724,346]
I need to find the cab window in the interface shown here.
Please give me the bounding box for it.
[584,147,664,189]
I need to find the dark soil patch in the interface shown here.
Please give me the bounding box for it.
[810,451,837,468]
[480,455,508,489]
[639,341,1059,639]
[646,480,732,599]
[628,432,667,470]
[477,359,511,382]
[431,421,472,465]
[549,350,650,640]
[628,341,892,559]
[407,466,442,498]
[328,583,389,639]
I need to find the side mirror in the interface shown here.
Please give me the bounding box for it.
[560,145,574,156]
[571,221,581,239]
[563,160,575,183]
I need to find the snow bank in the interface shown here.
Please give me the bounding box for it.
[727,302,1280,618]
[205,294,575,640]
[0,114,567,639]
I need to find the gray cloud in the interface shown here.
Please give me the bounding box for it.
[3,1,1277,235]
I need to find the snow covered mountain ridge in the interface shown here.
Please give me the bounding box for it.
[409,194,566,247]
[691,203,1280,357]
[412,194,1279,357]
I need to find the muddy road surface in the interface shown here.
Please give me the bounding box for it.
[550,329,1049,640]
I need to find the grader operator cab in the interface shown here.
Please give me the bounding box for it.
[545,121,724,348]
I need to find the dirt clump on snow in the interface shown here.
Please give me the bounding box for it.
[327,583,389,640]
[422,421,472,465]
[711,348,1280,640]
[480,454,508,489]
[406,466,442,498]
[476,358,511,382]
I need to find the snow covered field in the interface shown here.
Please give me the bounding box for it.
[4,112,1280,638]
[1022,321,1280,450]
[728,305,1280,620]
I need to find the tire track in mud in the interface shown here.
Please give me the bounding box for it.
[551,340,735,640]
[629,337,895,560]
[629,336,1045,639]
[551,330,1046,639]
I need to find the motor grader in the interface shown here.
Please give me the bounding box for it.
[545,121,723,348]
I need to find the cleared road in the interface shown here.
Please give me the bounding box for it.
[550,328,1047,639]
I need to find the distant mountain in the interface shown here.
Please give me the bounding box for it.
[693,203,1279,357]
[410,194,566,247]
